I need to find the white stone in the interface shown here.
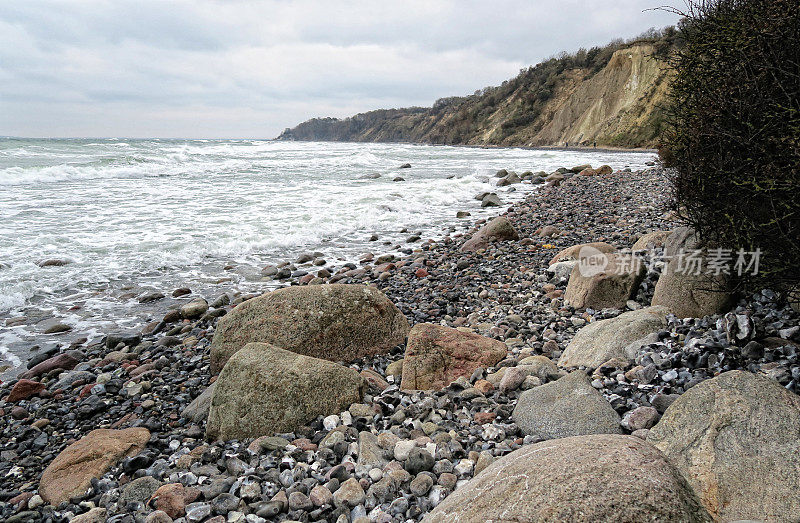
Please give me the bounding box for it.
[394,440,416,461]
[454,458,474,477]
[323,414,340,431]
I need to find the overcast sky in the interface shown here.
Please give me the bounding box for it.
[0,1,681,139]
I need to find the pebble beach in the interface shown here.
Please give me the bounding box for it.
[2,164,799,523]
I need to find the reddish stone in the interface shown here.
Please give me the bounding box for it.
[292,438,318,451]
[20,353,78,379]
[474,379,495,394]
[150,483,199,519]
[400,323,508,391]
[78,383,94,399]
[6,379,45,402]
[10,406,29,419]
[299,274,314,284]
[128,362,155,378]
[474,412,496,424]
[8,491,34,509]
[360,368,390,391]
[415,268,429,278]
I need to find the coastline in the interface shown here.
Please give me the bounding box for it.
[2,164,797,521]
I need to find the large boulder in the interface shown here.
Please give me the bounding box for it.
[400,324,507,391]
[206,343,365,441]
[632,229,672,251]
[423,434,712,522]
[558,306,670,369]
[549,241,616,265]
[209,284,409,373]
[180,383,216,423]
[39,428,150,505]
[651,227,732,317]
[648,371,800,522]
[512,371,622,440]
[460,217,519,252]
[564,252,645,309]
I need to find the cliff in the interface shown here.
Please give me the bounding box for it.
[278,37,674,148]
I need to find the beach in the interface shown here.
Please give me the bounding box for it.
[3,162,798,522]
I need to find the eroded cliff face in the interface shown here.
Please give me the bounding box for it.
[531,45,669,147]
[279,44,669,148]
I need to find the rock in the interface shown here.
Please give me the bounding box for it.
[516,355,563,381]
[356,431,387,475]
[180,298,209,319]
[121,476,162,505]
[651,227,732,317]
[480,193,502,207]
[5,379,45,402]
[385,359,403,380]
[210,284,409,373]
[597,164,613,175]
[333,477,365,508]
[424,434,711,522]
[497,172,521,186]
[138,291,165,303]
[38,258,70,267]
[310,485,332,506]
[632,230,672,251]
[42,320,72,334]
[206,343,365,440]
[647,370,800,522]
[144,511,173,523]
[621,406,659,431]
[70,508,107,523]
[180,383,216,423]
[400,323,507,391]
[570,163,592,173]
[547,260,577,280]
[410,474,433,496]
[538,225,560,237]
[549,242,616,265]
[545,172,564,185]
[151,483,199,519]
[39,427,150,505]
[513,371,622,440]
[288,491,313,511]
[578,167,598,177]
[404,448,434,474]
[564,252,646,310]
[21,353,79,379]
[456,211,470,218]
[399,163,411,169]
[460,217,519,252]
[558,306,671,369]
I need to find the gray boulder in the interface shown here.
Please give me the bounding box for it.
[651,227,732,317]
[460,217,519,252]
[648,370,800,522]
[558,306,670,369]
[210,284,409,373]
[423,434,712,522]
[512,371,622,440]
[206,343,365,441]
[180,383,216,423]
[480,193,502,207]
[564,252,646,310]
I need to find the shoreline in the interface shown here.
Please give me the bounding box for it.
[275,137,660,155]
[1,164,797,522]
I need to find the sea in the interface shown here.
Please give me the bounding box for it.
[0,138,658,378]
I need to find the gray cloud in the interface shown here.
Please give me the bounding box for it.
[0,1,681,138]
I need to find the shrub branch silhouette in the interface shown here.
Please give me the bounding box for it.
[659,0,800,293]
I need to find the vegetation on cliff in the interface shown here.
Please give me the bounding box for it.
[278,29,679,148]
[662,0,800,292]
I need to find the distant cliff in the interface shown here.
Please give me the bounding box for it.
[278,31,676,148]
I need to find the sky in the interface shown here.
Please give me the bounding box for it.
[0,1,681,139]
